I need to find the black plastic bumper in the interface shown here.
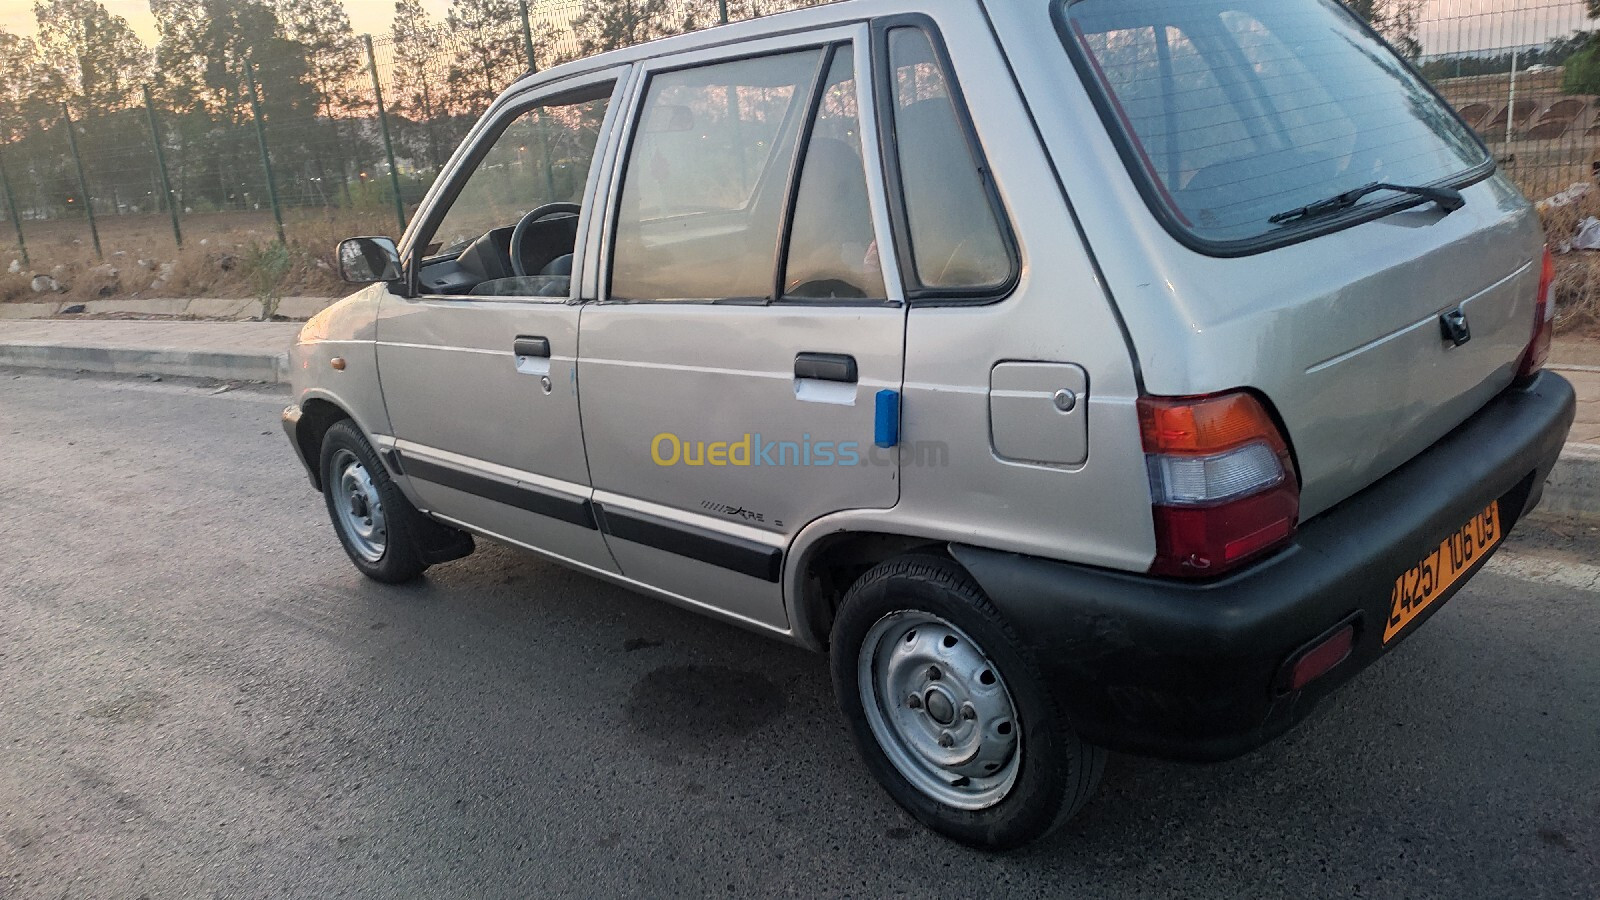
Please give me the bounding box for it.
[282,404,319,490]
[951,372,1576,763]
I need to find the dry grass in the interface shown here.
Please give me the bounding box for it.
[1535,184,1600,338]
[0,209,393,307]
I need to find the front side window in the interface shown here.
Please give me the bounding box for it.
[416,84,611,298]
[1064,0,1490,248]
[611,50,823,302]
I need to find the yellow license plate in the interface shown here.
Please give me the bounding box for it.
[1384,501,1502,644]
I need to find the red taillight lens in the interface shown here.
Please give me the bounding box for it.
[1139,391,1299,578]
[1518,246,1556,381]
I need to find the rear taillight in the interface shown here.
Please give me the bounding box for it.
[1138,391,1300,578]
[1517,246,1556,381]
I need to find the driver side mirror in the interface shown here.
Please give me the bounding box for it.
[337,236,402,284]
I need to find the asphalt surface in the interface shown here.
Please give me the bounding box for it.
[1,368,1596,899]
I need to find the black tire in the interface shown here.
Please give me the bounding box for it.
[830,554,1105,850]
[318,419,429,584]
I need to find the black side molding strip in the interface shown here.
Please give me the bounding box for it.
[598,505,783,583]
[398,453,598,530]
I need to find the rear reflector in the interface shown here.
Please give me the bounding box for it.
[1288,623,1355,691]
[1140,391,1299,578]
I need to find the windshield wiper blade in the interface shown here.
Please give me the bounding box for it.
[1269,182,1465,225]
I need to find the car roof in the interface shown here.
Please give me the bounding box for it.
[505,0,905,94]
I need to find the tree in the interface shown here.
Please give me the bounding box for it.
[571,0,678,57]
[392,0,448,170]
[274,0,360,116]
[151,0,322,210]
[274,0,362,206]
[32,0,149,116]
[1347,0,1425,60]
[0,29,49,141]
[444,0,524,114]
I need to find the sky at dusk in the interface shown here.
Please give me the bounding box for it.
[0,0,452,43]
[0,0,1592,56]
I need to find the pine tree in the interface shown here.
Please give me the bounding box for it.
[571,0,676,57]
[32,0,150,116]
[444,0,524,114]
[392,0,447,170]
[0,29,48,141]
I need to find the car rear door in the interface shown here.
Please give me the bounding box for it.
[577,29,905,631]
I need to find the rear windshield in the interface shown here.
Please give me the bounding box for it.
[1063,0,1490,248]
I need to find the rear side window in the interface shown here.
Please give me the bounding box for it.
[883,27,1013,295]
[783,51,886,300]
[1064,0,1490,249]
[611,50,821,301]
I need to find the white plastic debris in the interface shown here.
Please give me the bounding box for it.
[1538,182,1595,212]
[1573,216,1600,251]
[7,259,18,274]
[29,274,59,293]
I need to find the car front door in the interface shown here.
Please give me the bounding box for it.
[376,69,628,574]
[578,31,906,630]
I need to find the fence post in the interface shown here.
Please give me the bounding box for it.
[142,86,183,250]
[0,144,28,267]
[365,35,408,232]
[718,0,729,25]
[61,105,102,260]
[520,0,537,72]
[245,58,287,245]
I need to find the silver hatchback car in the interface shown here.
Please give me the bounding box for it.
[284,0,1577,849]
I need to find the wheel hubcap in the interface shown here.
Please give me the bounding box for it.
[331,449,386,563]
[858,612,1021,810]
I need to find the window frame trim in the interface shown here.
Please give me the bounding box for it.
[870,13,1023,308]
[399,70,629,304]
[600,25,909,308]
[1053,0,1497,259]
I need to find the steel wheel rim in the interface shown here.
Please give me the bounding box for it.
[331,449,386,563]
[857,611,1021,810]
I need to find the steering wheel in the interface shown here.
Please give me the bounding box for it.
[510,202,582,277]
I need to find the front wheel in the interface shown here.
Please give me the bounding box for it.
[830,554,1104,850]
[319,419,428,583]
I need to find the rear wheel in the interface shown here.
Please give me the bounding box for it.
[830,554,1104,850]
[319,420,428,583]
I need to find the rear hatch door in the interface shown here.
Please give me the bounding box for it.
[1053,0,1541,517]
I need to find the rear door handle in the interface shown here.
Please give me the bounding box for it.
[794,352,857,383]
[514,336,551,358]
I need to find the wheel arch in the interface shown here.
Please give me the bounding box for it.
[787,526,955,651]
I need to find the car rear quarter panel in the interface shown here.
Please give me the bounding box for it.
[985,3,1545,517]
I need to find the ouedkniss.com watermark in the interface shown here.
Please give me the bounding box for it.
[650,432,949,468]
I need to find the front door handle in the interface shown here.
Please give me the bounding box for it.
[795,352,857,383]
[514,336,551,358]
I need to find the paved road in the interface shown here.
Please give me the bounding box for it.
[1,370,1596,899]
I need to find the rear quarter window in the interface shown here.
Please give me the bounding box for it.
[1061,0,1491,252]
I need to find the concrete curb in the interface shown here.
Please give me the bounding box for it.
[0,295,334,322]
[0,343,288,384]
[1539,443,1600,520]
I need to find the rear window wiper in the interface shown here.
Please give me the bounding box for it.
[1269,182,1465,226]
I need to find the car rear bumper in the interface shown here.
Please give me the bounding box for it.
[951,372,1576,763]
